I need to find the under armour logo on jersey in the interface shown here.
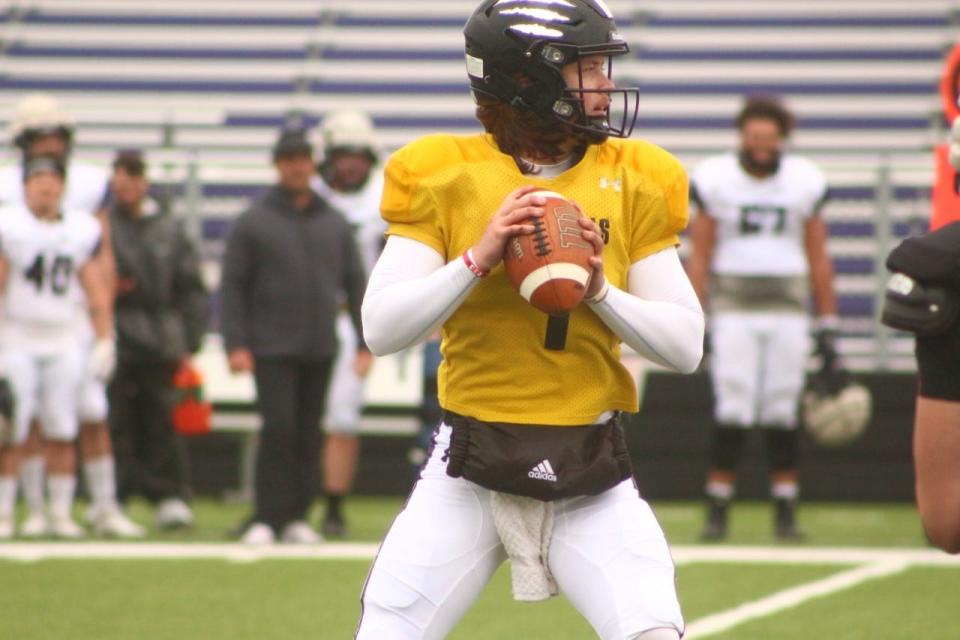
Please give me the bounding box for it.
[528,459,557,482]
[599,177,622,192]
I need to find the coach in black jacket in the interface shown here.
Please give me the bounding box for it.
[108,151,209,527]
[220,129,368,544]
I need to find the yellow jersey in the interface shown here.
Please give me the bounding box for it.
[381,133,688,425]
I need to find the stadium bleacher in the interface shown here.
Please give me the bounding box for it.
[0,0,955,383]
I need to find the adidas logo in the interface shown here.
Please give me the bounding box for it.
[527,459,557,483]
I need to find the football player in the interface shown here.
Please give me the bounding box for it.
[356,2,703,638]
[0,157,115,538]
[880,118,960,554]
[686,96,839,540]
[310,110,382,538]
[883,220,960,553]
[0,93,143,538]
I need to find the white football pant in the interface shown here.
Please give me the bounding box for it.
[324,312,363,434]
[2,346,85,443]
[356,424,684,639]
[710,311,810,428]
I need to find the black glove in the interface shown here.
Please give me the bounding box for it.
[813,318,841,374]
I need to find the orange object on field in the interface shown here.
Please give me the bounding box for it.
[930,144,960,231]
[933,45,960,230]
[172,361,212,436]
[940,43,960,124]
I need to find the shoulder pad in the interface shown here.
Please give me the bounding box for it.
[886,221,960,285]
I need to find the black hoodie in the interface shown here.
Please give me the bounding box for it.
[220,186,367,360]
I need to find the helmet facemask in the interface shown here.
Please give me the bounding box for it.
[551,44,639,142]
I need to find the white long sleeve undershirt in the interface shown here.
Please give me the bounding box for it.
[362,235,704,372]
[587,250,704,373]
[361,236,477,355]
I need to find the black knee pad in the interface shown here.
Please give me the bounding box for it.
[710,424,746,471]
[764,428,799,472]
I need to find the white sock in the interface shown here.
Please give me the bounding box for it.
[84,456,118,513]
[47,474,77,522]
[772,481,799,501]
[706,481,734,501]
[0,476,17,520]
[19,455,46,516]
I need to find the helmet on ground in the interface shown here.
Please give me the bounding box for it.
[9,93,75,150]
[802,370,872,447]
[463,0,639,140]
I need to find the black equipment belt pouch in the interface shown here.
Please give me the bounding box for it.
[442,410,633,501]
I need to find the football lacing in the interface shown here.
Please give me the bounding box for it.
[532,218,551,256]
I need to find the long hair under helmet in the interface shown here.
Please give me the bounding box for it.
[463,0,639,146]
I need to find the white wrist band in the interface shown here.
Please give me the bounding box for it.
[585,280,610,304]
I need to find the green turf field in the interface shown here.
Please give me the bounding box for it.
[1,497,957,639]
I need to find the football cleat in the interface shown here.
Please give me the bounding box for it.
[700,498,729,541]
[93,507,146,539]
[49,516,86,539]
[241,522,276,546]
[321,514,347,539]
[0,517,14,540]
[281,521,322,545]
[19,512,49,538]
[155,498,193,530]
[774,498,804,541]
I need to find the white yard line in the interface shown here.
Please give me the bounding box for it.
[0,542,382,562]
[671,545,960,567]
[683,559,911,639]
[0,543,959,565]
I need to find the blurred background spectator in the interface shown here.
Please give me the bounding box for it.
[310,110,383,537]
[220,128,368,545]
[107,150,208,530]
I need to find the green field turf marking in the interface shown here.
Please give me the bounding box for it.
[685,560,909,638]
[699,566,960,640]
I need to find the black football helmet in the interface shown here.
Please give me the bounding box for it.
[464,0,639,141]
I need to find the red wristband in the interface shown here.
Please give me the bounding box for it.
[462,249,489,278]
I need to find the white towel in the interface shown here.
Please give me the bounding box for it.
[491,491,558,602]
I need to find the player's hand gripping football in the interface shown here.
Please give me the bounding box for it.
[470,185,545,272]
[575,208,606,299]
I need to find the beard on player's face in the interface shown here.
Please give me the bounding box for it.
[739,146,782,177]
[738,118,784,177]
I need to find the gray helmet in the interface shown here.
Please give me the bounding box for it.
[463,0,638,140]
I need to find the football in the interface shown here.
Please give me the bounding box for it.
[502,190,595,315]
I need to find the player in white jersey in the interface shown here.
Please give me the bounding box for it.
[0,93,142,538]
[310,110,381,537]
[686,96,839,540]
[0,157,115,538]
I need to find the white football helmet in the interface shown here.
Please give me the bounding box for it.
[317,109,379,160]
[802,380,872,447]
[8,93,75,148]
